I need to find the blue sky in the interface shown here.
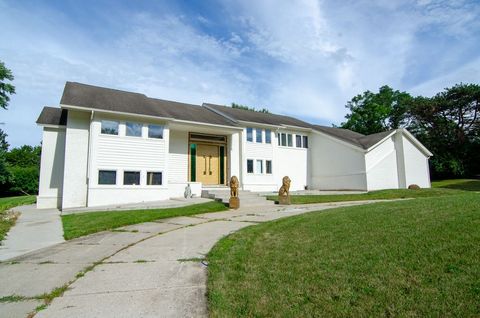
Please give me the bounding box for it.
[1,0,479,147]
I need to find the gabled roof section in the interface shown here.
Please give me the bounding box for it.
[36,107,68,126]
[203,103,314,128]
[313,125,394,150]
[60,82,237,127]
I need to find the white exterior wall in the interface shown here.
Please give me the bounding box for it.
[37,127,66,209]
[310,132,367,190]
[401,134,431,188]
[365,136,399,191]
[87,114,171,207]
[275,131,309,191]
[62,111,90,209]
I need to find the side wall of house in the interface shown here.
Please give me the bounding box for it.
[310,132,367,190]
[401,134,431,188]
[62,111,90,209]
[275,130,309,191]
[37,127,66,209]
[365,136,399,191]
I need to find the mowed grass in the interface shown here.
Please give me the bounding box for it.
[62,201,227,240]
[208,193,480,317]
[266,179,480,204]
[0,196,36,242]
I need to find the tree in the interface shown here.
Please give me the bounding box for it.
[340,86,412,135]
[6,145,41,167]
[231,103,270,113]
[0,61,15,110]
[0,130,10,186]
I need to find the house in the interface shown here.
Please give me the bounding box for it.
[36,82,433,209]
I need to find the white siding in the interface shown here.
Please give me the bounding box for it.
[37,127,66,209]
[62,111,90,209]
[310,132,367,190]
[402,135,431,188]
[365,136,399,190]
[168,130,188,183]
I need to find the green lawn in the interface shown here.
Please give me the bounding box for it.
[0,195,36,242]
[62,201,227,240]
[207,192,480,317]
[266,179,480,204]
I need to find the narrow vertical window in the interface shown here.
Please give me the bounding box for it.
[256,160,263,174]
[281,133,287,146]
[256,128,263,143]
[296,135,302,148]
[190,144,196,181]
[287,134,293,147]
[266,160,272,174]
[247,128,253,142]
[265,129,271,144]
[303,136,308,148]
[247,159,254,173]
[278,133,281,146]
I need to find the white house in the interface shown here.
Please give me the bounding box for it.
[36,82,433,209]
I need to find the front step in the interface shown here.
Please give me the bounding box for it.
[201,189,274,207]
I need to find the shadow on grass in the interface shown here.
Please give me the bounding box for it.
[434,180,480,192]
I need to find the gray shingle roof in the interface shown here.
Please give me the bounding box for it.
[203,103,314,128]
[36,107,68,126]
[60,82,237,127]
[313,125,394,149]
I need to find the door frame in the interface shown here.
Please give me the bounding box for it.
[188,132,228,185]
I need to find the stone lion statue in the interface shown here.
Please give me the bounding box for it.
[278,176,291,197]
[230,176,239,198]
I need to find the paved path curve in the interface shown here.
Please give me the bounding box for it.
[0,200,393,318]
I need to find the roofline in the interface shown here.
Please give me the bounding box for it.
[202,104,238,124]
[60,104,243,131]
[236,120,283,129]
[280,124,313,132]
[365,131,397,152]
[37,123,66,129]
[397,128,433,157]
[311,129,367,152]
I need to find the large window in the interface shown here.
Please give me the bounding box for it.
[147,172,162,185]
[256,128,263,143]
[256,159,263,174]
[101,120,119,135]
[247,128,253,142]
[247,159,254,173]
[296,135,302,148]
[303,136,308,148]
[266,160,272,174]
[148,125,164,139]
[98,170,116,185]
[281,133,287,146]
[287,134,293,147]
[265,129,271,144]
[124,171,140,185]
[126,122,142,137]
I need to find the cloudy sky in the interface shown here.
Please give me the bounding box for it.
[1,0,479,147]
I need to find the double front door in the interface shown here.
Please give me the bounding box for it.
[196,144,219,185]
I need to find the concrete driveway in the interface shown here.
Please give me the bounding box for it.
[0,200,387,318]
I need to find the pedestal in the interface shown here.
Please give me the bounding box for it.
[278,195,291,205]
[229,197,240,209]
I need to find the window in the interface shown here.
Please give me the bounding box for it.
[126,122,142,137]
[148,125,164,139]
[303,136,308,148]
[101,120,119,135]
[266,160,272,174]
[98,170,116,185]
[265,129,271,144]
[124,171,140,185]
[256,128,263,143]
[256,160,263,174]
[278,133,281,145]
[247,159,254,173]
[296,135,302,148]
[281,133,287,146]
[246,128,253,142]
[287,134,293,147]
[147,172,162,185]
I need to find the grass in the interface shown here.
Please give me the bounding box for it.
[207,192,480,317]
[266,179,480,204]
[62,201,227,240]
[0,195,36,242]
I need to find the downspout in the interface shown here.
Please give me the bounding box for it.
[85,110,94,207]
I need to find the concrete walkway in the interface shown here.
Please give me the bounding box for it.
[0,199,392,318]
[0,205,64,262]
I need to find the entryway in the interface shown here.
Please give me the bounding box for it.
[189,133,227,185]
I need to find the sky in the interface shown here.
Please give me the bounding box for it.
[0,0,479,147]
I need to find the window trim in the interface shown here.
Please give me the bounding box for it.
[246,127,253,142]
[98,170,117,185]
[146,171,163,186]
[255,128,263,143]
[246,159,254,174]
[123,170,141,185]
[287,134,293,147]
[296,135,302,148]
[256,159,263,174]
[265,129,271,144]
[303,135,309,148]
[266,160,272,174]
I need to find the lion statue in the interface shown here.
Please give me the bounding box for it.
[278,176,291,197]
[230,176,239,198]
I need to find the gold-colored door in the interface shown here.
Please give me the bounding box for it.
[196,144,220,185]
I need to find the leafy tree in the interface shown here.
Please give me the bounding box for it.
[6,145,41,167]
[340,86,412,135]
[0,131,10,186]
[0,61,15,110]
[231,103,270,113]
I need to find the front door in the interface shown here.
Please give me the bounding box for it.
[196,144,220,185]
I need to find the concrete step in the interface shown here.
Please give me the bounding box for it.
[201,189,273,207]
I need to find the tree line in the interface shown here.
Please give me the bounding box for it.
[340,84,480,179]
